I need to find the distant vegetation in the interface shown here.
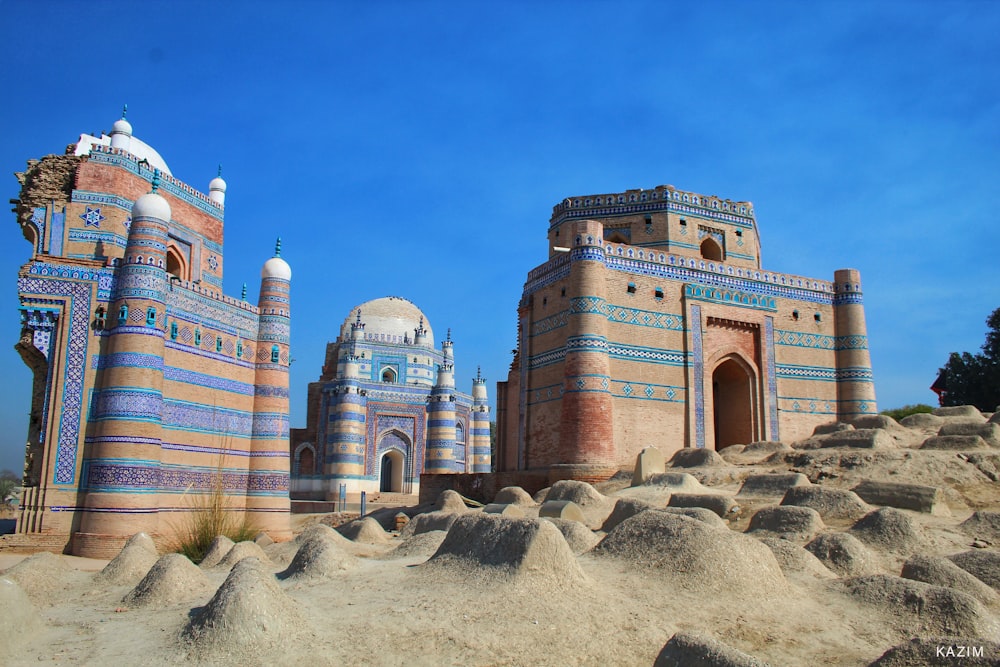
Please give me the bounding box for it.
[938,306,1000,411]
[879,404,934,421]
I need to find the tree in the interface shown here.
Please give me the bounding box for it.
[938,307,1000,411]
[0,470,18,506]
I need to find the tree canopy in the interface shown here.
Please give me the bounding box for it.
[937,307,1000,411]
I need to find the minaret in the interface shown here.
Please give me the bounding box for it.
[470,366,492,473]
[324,314,368,498]
[246,238,292,541]
[109,104,132,150]
[553,219,616,484]
[208,165,227,207]
[833,268,878,419]
[75,174,169,557]
[425,329,458,473]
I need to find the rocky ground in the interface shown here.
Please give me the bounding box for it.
[2,405,1000,666]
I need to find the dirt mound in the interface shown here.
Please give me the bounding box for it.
[399,511,461,538]
[744,440,792,454]
[933,405,986,422]
[780,486,871,522]
[184,558,308,661]
[122,553,212,607]
[595,510,788,599]
[868,637,1000,666]
[423,513,585,585]
[494,486,536,506]
[850,507,925,554]
[851,414,904,431]
[653,632,771,667]
[669,447,724,468]
[738,473,809,497]
[660,507,728,528]
[297,523,356,547]
[541,518,600,555]
[379,530,448,561]
[922,434,990,450]
[805,532,881,576]
[899,412,944,429]
[901,555,1000,606]
[601,497,659,533]
[434,489,469,513]
[199,535,236,568]
[1,551,73,603]
[122,531,157,554]
[948,550,1000,590]
[747,506,825,542]
[757,537,836,580]
[0,577,41,647]
[217,540,272,569]
[337,517,391,544]
[546,480,607,508]
[94,541,160,585]
[668,493,738,518]
[841,575,999,638]
[279,529,358,580]
[960,511,1000,542]
[939,421,1000,446]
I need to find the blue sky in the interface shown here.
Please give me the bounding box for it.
[1,1,998,474]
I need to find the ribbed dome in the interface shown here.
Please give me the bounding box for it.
[132,192,171,221]
[339,296,433,346]
[261,256,292,280]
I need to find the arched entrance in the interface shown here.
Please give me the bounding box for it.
[379,449,405,492]
[712,357,755,449]
[700,237,723,261]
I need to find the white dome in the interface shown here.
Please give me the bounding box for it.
[261,256,292,280]
[209,176,226,192]
[112,118,132,136]
[339,296,433,346]
[132,192,171,221]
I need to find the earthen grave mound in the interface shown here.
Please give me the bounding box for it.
[122,553,212,607]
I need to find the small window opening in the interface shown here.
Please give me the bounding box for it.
[381,367,397,383]
[792,310,799,321]
[560,287,566,297]
[735,230,743,237]
[216,337,223,352]
[814,313,822,322]
[627,282,637,294]
[146,307,156,326]
[237,341,243,357]
[118,304,128,326]
[170,321,178,340]
[679,218,687,226]
[194,328,201,346]
[654,287,664,300]
[271,345,280,363]
[94,307,106,330]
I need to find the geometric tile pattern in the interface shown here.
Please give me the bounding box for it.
[764,316,780,441]
[684,283,777,311]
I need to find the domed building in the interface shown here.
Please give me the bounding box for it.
[290,297,491,499]
[12,108,292,556]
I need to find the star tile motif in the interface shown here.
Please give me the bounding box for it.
[80,206,105,228]
[123,216,132,231]
[208,255,219,272]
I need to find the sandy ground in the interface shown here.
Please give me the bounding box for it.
[2,414,1000,666]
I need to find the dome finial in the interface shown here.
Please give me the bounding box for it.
[241,282,247,301]
[121,103,128,119]
[150,168,161,194]
[447,328,452,342]
[274,237,282,257]
[217,164,222,177]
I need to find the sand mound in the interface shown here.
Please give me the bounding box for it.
[122,553,212,607]
[653,632,770,667]
[482,503,526,517]
[399,511,461,538]
[541,517,600,555]
[595,510,787,598]
[933,405,986,422]
[960,511,1000,542]
[939,421,1000,447]
[850,507,925,554]
[850,415,907,432]
[744,440,792,454]
[217,540,271,569]
[601,497,659,533]
[899,412,944,429]
[435,489,469,513]
[922,434,990,450]
[199,535,236,568]
[94,541,160,585]
[868,637,1000,666]
[901,555,1000,606]
[279,529,358,580]
[254,531,274,547]
[738,473,809,497]
[640,472,706,491]
[747,506,825,542]
[262,539,300,567]
[1,551,73,603]
[184,558,308,660]
[0,577,41,647]
[122,531,157,554]
[660,506,728,528]
[757,537,836,580]
[337,517,391,544]
[948,550,1000,590]
[379,530,448,561]
[813,422,854,436]
[805,532,881,576]
[493,486,536,506]
[669,447,724,468]
[297,523,355,546]
[780,486,871,522]
[423,513,585,585]
[841,575,999,638]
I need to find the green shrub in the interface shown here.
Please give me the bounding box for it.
[880,404,934,421]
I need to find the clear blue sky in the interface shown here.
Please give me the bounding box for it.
[1,1,998,474]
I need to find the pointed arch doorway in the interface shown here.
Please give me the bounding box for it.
[711,356,758,449]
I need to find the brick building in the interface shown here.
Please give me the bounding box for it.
[495,184,876,483]
[290,297,491,500]
[11,109,292,556]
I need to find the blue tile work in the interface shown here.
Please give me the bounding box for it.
[608,342,686,366]
[80,206,105,228]
[31,207,45,253]
[684,284,777,311]
[68,229,128,250]
[778,396,838,416]
[365,405,426,478]
[774,331,870,351]
[17,270,94,484]
[551,190,755,231]
[82,460,287,495]
[764,316,779,441]
[775,365,874,382]
[90,388,163,422]
[162,398,254,437]
[72,190,135,212]
[530,309,569,336]
[91,352,164,371]
[50,209,65,256]
[691,304,705,448]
